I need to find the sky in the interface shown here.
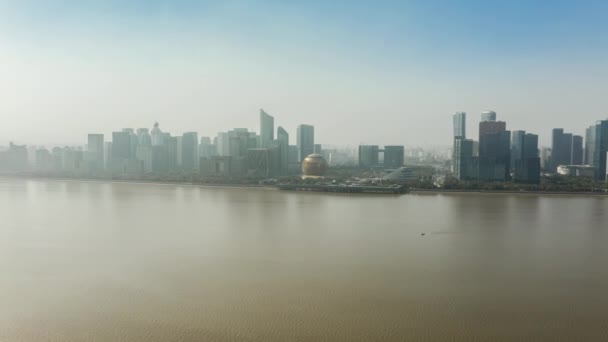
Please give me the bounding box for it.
[1,0,608,147]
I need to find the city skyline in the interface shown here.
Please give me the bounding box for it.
[2,1,608,146]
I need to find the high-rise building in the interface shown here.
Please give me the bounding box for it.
[477,113,510,181]
[3,142,28,171]
[478,113,510,181]
[167,136,179,171]
[452,112,467,174]
[585,125,596,165]
[384,146,404,168]
[514,133,540,184]
[111,131,131,160]
[510,130,526,170]
[121,128,138,159]
[151,122,164,146]
[453,112,466,139]
[247,147,280,178]
[571,135,583,165]
[479,130,511,181]
[181,132,199,172]
[277,126,289,175]
[216,132,230,156]
[593,120,608,180]
[259,109,274,148]
[358,145,379,168]
[228,129,251,159]
[454,139,474,180]
[297,124,314,161]
[551,129,575,171]
[540,147,552,170]
[199,136,216,158]
[479,121,506,137]
[481,110,497,122]
[86,134,105,172]
[35,148,53,172]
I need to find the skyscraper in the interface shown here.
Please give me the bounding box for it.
[199,136,216,158]
[514,133,540,184]
[358,145,379,168]
[181,132,199,172]
[151,122,164,146]
[277,126,289,175]
[481,110,497,122]
[478,113,510,181]
[571,135,583,165]
[216,132,230,156]
[510,130,526,170]
[259,109,274,148]
[453,139,474,180]
[383,146,404,168]
[551,129,574,171]
[585,125,596,165]
[453,112,466,139]
[593,120,608,180]
[479,121,507,137]
[86,134,104,172]
[111,131,132,173]
[297,124,314,161]
[112,131,131,160]
[452,112,467,174]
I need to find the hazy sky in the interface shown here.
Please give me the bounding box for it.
[1,0,607,147]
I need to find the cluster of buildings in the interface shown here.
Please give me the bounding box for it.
[0,110,330,179]
[452,111,608,183]
[7,108,604,185]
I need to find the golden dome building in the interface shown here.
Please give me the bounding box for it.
[301,154,328,179]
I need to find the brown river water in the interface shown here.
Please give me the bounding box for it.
[1,178,607,341]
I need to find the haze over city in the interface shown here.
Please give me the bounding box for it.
[2,0,608,146]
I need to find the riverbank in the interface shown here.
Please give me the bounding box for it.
[2,174,607,197]
[0,174,273,191]
[410,188,608,196]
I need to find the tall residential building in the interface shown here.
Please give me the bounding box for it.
[514,133,540,184]
[167,136,179,171]
[453,139,474,180]
[199,136,216,158]
[452,112,467,174]
[122,128,138,159]
[358,145,379,168]
[551,129,574,171]
[540,147,552,170]
[151,122,164,146]
[134,129,152,173]
[479,130,512,181]
[181,132,199,172]
[571,135,583,165]
[478,114,510,181]
[593,120,608,180]
[277,126,289,175]
[383,146,405,168]
[479,121,507,137]
[35,148,53,172]
[297,124,315,161]
[510,130,526,170]
[453,112,466,139]
[86,134,105,172]
[228,129,252,159]
[216,132,230,156]
[259,109,274,148]
[111,131,131,160]
[585,125,596,165]
[481,110,497,122]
